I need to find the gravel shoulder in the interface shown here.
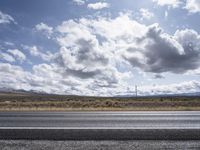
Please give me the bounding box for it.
[0,140,200,150]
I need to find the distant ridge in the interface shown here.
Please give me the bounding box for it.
[0,87,46,95]
[114,92,200,98]
[0,87,200,97]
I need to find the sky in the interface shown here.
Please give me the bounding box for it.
[0,0,200,96]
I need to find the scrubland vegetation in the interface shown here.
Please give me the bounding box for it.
[0,92,200,111]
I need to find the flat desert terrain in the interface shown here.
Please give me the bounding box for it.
[0,92,200,111]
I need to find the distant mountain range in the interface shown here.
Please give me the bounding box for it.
[0,88,46,95]
[114,92,200,98]
[0,87,200,97]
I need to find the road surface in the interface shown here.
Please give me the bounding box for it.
[0,111,199,140]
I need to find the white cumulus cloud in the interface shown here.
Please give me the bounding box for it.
[87,2,110,10]
[73,0,85,5]
[139,8,154,20]
[153,0,182,8]
[23,45,53,61]
[0,53,15,62]
[0,11,15,24]
[7,49,26,63]
[35,22,53,38]
[185,0,200,13]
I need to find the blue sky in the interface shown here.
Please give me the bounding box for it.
[0,0,200,96]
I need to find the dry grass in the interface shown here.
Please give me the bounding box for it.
[0,92,200,111]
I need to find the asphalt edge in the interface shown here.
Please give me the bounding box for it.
[0,129,199,140]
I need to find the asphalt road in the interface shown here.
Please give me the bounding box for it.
[0,111,200,129]
[0,111,200,140]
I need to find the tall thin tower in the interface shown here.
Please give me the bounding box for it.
[135,85,138,98]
